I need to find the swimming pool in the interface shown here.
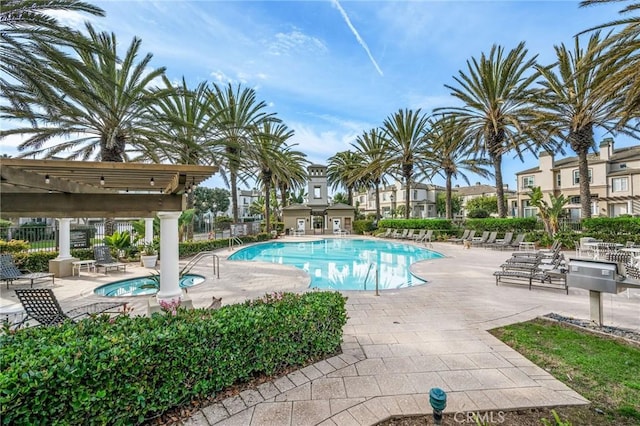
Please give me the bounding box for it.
[228,239,443,290]
[94,274,206,297]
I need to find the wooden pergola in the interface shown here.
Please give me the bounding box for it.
[0,159,218,218]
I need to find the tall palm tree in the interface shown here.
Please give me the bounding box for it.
[327,150,361,206]
[438,42,549,217]
[208,83,275,223]
[580,1,640,121]
[0,0,104,95]
[352,128,394,220]
[2,23,166,161]
[423,115,493,219]
[382,108,430,219]
[247,121,297,233]
[275,153,308,210]
[533,33,639,219]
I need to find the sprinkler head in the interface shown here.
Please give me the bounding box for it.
[429,387,447,425]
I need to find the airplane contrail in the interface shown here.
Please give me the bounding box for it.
[331,0,384,76]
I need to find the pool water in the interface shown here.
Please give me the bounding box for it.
[228,239,444,290]
[94,273,206,297]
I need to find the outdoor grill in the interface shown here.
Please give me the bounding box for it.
[567,258,640,325]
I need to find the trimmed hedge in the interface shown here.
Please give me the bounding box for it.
[377,219,453,230]
[0,291,347,425]
[353,220,376,234]
[463,218,539,233]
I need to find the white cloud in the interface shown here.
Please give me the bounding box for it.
[288,122,358,164]
[267,29,328,56]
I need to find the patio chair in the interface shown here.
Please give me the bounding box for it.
[14,288,127,327]
[487,232,513,250]
[94,246,127,274]
[480,231,498,248]
[412,229,426,242]
[417,229,433,246]
[471,231,490,246]
[503,233,526,250]
[380,229,393,238]
[456,229,476,244]
[447,229,469,243]
[403,229,415,240]
[1,254,54,289]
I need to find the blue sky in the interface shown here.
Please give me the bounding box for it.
[4,0,639,192]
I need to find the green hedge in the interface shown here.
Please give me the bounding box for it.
[377,219,453,230]
[463,218,539,233]
[353,220,376,234]
[581,217,640,243]
[1,291,347,425]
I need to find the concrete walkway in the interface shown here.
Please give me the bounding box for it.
[2,238,638,425]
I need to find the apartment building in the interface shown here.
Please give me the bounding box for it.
[225,189,263,221]
[515,139,640,219]
[355,182,443,218]
[454,183,517,217]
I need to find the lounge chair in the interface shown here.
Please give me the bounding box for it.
[455,230,476,244]
[380,229,393,238]
[480,231,498,248]
[417,229,434,246]
[1,254,54,289]
[412,229,426,242]
[447,229,469,243]
[394,229,409,239]
[487,232,513,250]
[94,246,127,274]
[471,231,490,246]
[403,229,415,240]
[14,288,126,328]
[502,233,526,251]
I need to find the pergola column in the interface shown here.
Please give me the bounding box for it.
[156,211,181,303]
[56,218,73,259]
[144,217,154,244]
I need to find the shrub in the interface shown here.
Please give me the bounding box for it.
[10,251,57,271]
[353,220,376,234]
[0,239,30,253]
[0,291,347,425]
[377,219,453,230]
[467,208,489,218]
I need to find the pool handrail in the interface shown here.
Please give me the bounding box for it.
[181,251,220,279]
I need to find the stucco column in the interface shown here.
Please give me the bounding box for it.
[144,217,154,245]
[156,211,181,303]
[56,218,72,259]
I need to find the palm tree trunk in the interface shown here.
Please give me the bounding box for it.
[264,177,271,233]
[347,187,353,206]
[404,176,411,219]
[445,172,453,220]
[374,182,381,220]
[230,169,239,223]
[577,148,592,219]
[491,153,507,218]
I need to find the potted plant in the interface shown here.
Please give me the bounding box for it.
[140,242,158,268]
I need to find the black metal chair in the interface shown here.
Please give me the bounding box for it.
[14,288,127,327]
[1,254,55,289]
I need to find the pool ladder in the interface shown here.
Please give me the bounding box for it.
[229,236,244,251]
[181,251,220,279]
[363,262,380,296]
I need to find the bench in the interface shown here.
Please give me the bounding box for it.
[72,260,96,276]
[494,262,568,293]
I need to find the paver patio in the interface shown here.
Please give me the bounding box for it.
[1,237,638,425]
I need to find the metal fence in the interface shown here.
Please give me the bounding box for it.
[1,220,264,252]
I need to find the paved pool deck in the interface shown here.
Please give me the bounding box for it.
[1,237,638,425]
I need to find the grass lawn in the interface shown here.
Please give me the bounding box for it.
[490,318,640,425]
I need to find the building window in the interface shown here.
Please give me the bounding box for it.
[612,177,628,192]
[522,200,537,218]
[570,196,580,204]
[522,176,534,189]
[413,190,418,199]
[313,186,321,199]
[556,173,561,188]
[243,197,248,205]
[573,169,592,185]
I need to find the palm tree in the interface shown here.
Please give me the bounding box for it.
[528,186,568,237]
[275,153,308,210]
[532,33,639,219]
[247,121,297,233]
[580,1,640,121]
[424,115,493,219]
[327,151,362,206]
[382,108,430,219]
[208,83,275,223]
[2,23,166,162]
[438,42,549,218]
[352,128,394,220]
[0,0,104,93]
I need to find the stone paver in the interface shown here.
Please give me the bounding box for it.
[8,240,636,425]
